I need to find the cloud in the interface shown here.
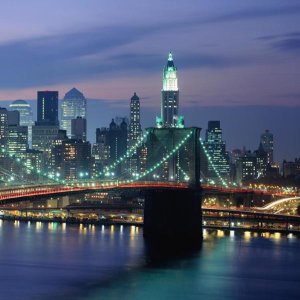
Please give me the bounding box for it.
[257,32,300,41]
[1,4,299,90]
[257,31,300,53]
[196,5,300,25]
[0,25,162,89]
[272,38,300,52]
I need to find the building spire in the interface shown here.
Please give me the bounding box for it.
[168,51,173,61]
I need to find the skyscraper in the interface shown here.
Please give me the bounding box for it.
[160,52,181,128]
[128,92,142,147]
[71,117,87,141]
[204,121,230,181]
[9,100,33,147]
[61,88,86,138]
[260,129,274,164]
[37,91,59,126]
[0,108,8,152]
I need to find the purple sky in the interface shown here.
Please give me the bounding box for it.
[0,1,300,161]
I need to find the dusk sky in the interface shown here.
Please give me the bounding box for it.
[1,1,300,161]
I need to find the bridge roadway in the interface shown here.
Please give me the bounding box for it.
[0,181,297,204]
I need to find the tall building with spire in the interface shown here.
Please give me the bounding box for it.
[128,92,142,147]
[159,52,183,128]
[61,88,87,138]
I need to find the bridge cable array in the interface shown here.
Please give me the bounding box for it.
[100,131,149,177]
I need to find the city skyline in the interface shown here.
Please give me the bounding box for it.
[1,3,300,300]
[0,1,299,161]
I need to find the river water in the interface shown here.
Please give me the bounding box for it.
[0,220,299,300]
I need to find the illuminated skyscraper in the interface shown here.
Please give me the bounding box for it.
[37,91,59,126]
[0,108,8,151]
[128,92,142,147]
[204,121,230,181]
[260,129,274,164]
[160,52,182,128]
[128,93,142,174]
[61,88,86,138]
[9,100,33,147]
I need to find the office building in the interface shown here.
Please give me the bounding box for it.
[159,52,184,128]
[61,88,86,138]
[62,139,91,180]
[128,92,142,147]
[204,121,230,181]
[260,129,274,164]
[236,152,257,185]
[108,119,127,163]
[0,108,8,151]
[71,117,87,141]
[32,125,60,154]
[9,100,33,147]
[7,125,28,157]
[37,91,59,126]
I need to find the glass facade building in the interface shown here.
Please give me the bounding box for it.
[37,91,59,126]
[61,88,86,138]
[9,100,33,147]
[204,121,230,180]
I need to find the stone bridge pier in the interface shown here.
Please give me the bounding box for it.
[143,188,202,243]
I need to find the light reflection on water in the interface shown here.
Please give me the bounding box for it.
[0,220,299,300]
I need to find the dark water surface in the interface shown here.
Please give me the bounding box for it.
[0,220,299,300]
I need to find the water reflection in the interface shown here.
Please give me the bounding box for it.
[0,221,299,300]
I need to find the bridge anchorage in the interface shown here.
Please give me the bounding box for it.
[143,127,202,246]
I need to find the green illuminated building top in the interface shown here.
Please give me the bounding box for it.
[160,52,184,128]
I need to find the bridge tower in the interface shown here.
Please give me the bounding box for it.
[143,127,202,245]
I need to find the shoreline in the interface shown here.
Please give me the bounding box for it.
[1,215,300,235]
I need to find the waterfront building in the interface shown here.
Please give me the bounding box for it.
[94,120,127,177]
[33,91,59,168]
[108,119,127,163]
[260,129,274,164]
[61,88,86,138]
[204,121,230,182]
[25,149,44,176]
[283,158,300,178]
[50,130,69,178]
[160,52,183,128]
[128,93,142,148]
[255,143,268,178]
[94,128,110,175]
[71,117,87,141]
[236,151,257,185]
[0,108,8,152]
[128,92,142,175]
[62,139,91,180]
[32,125,60,155]
[9,100,33,147]
[7,125,28,157]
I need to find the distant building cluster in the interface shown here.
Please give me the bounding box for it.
[0,53,298,186]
